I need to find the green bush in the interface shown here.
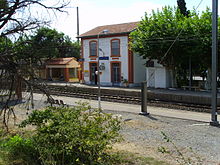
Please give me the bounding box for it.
[1,134,40,165]
[20,102,122,165]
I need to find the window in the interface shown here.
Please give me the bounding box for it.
[89,41,97,57]
[111,39,120,56]
[111,62,121,84]
[146,60,154,67]
[69,68,78,78]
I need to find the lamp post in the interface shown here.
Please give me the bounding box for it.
[210,0,219,126]
[97,29,108,109]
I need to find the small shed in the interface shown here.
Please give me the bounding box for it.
[46,57,80,82]
[146,60,171,88]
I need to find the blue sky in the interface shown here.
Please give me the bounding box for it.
[49,0,212,41]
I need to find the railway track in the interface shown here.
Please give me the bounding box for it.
[30,85,215,113]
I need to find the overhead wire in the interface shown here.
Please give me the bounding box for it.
[160,0,204,62]
[145,0,205,87]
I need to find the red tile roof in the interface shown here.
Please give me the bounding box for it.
[46,57,76,65]
[79,22,139,38]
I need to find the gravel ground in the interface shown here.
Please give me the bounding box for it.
[108,110,220,165]
[2,99,220,165]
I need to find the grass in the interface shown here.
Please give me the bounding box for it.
[0,156,5,165]
[0,112,170,165]
[111,151,169,165]
[0,129,170,165]
[0,149,169,165]
[0,129,7,165]
[0,150,166,165]
[0,128,34,165]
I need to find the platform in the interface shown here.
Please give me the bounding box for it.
[43,81,217,106]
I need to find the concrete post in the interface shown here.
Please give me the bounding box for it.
[139,81,149,115]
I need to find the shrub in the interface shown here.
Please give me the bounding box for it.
[1,134,40,165]
[20,102,122,165]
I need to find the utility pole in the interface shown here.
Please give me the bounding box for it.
[210,0,219,126]
[77,6,79,43]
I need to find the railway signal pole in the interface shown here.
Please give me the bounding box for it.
[210,0,219,126]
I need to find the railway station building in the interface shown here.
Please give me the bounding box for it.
[78,22,146,87]
[78,22,171,88]
[45,57,80,82]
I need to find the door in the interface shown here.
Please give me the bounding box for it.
[111,63,121,86]
[148,69,155,87]
[90,63,97,85]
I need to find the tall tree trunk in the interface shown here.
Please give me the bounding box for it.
[15,75,22,101]
[189,56,193,90]
[170,69,177,88]
[205,68,212,90]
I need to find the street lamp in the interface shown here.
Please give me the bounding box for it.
[97,29,108,109]
[210,0,219,126]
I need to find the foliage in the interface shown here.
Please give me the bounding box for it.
[0,135,40,165]
[20,102,122,165]
[58,36,81,59]
[130,6,213,87]
[0,0,69,37]
[0,0,71,130]
[131,6,187,69]
[14,27,80,63]
[0,37,12,54]
[0,129,168,165]
[177,0,189,17]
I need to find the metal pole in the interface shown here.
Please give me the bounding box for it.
[76,7,80,43]
[210,0,219,126]
[96,30,108,109]
[97,33,101,109]
[139,81,149,115]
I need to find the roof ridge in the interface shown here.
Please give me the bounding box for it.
[79,21,140,38]
[47,57,77,65]
[96,21,139,28]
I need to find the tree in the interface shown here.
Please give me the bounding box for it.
[0,36,13,53]
[0,0,69,37]
[130,7,187,87]
[177,0,189,17]
[192,8,213,89]
[177,0,193,88]
[0,0,71,130]
[130,6,213,87]
[58,36,81,59]
[15,27,80,63]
